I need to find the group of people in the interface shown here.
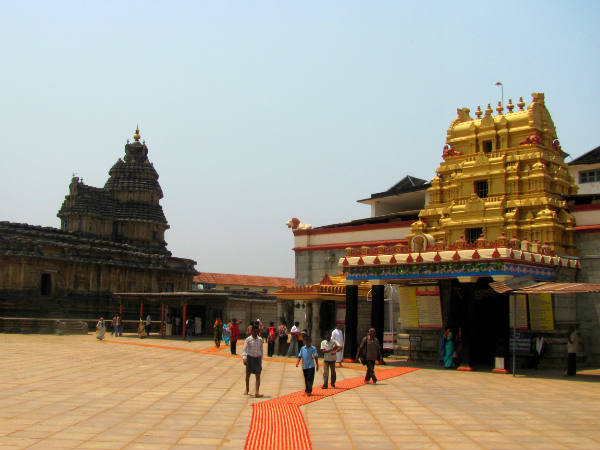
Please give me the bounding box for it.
[212,318,241,354]
[241,322,383,398]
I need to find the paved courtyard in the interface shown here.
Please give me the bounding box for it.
[0,333,599,450]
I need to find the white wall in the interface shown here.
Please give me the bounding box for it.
[293,225,411,249]
[569,162,600,195]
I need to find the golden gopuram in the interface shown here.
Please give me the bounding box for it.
[407,92,578,255]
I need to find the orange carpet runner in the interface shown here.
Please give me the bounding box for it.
[102,339,418,450]
[244,366,418,450]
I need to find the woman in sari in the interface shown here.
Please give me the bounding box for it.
[222,320,231,346]
[443,328,455,369]
[213,317,223,348]
[96,317,106,340]
[138,318,147,339]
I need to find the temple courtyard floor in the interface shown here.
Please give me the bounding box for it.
[0,334,599,450]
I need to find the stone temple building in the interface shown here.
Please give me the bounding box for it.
[0,128,196,324]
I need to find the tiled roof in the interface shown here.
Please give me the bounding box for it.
[361,175,430,201]
[569,145,600,165]
[194,272,294,288]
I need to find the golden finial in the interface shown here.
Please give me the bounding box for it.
[517,96,525,110]
[485,103,493,115]
[475,105,482,119]
[507,98,514,113]
[133,125,141,142]
[496,101,504,115]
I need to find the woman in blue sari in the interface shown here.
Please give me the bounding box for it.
[443,328,455,369]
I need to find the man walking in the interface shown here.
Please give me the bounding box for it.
[242,325,264,398]
[286,321,300,357]
[320,331,340,389]
[356,328,384,384]
[331,324,344,367]
[145,314,152,336]
[296,336,318,396]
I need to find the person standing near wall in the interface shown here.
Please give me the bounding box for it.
[214,317,223,348]
[96,317,105,340]
[145,314,151,336]
[267,322,276,357]
[286,322,300,357]
[230,319,240,355]
[566,325,582,376]
[331,324,344,368]
[277,321,288,355]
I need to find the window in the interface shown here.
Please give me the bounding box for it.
[579,169,600,183]
[475,180,489,198]
[165,283,174,292]
[483,140,493,153]
[466,227,483,243]
[41,274,52,296]
[63,219,69,231]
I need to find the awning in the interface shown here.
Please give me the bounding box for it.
[490,280,600,294]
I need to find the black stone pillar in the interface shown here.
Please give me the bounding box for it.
[459,283,475,369]
[344,284,358,359]
[371,284,385,346]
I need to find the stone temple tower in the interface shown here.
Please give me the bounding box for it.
[406,93,578,256]
[58,127,169,250]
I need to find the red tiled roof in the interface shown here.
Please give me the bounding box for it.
[194,272,294,288]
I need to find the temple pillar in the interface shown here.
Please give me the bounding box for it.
[305,302,312,338]
[344,282,359,359]
[371,283,385,346]
[311,300,320,344]
[182,302,187,340]
[139,300,143,320]
[160,302,165,338]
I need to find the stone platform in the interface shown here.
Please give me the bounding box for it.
[0,334,599,450]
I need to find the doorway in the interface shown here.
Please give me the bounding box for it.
[319,301,336,338]
[448,278,509,367]
[186,305,207,336]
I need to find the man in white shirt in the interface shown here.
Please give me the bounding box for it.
[286,321,300,357]
[145,314,151,336]
[320,331,340,389]
[242,325,264,397]
[331,324,344,367]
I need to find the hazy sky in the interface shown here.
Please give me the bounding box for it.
[2,1,599,278]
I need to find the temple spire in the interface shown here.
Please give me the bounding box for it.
[133,125,141,142]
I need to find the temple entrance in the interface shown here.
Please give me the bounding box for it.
[448,279,509,367]
[319,301,336,338]
[186,305,207,335]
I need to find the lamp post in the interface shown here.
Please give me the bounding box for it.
[495,81,504,106]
